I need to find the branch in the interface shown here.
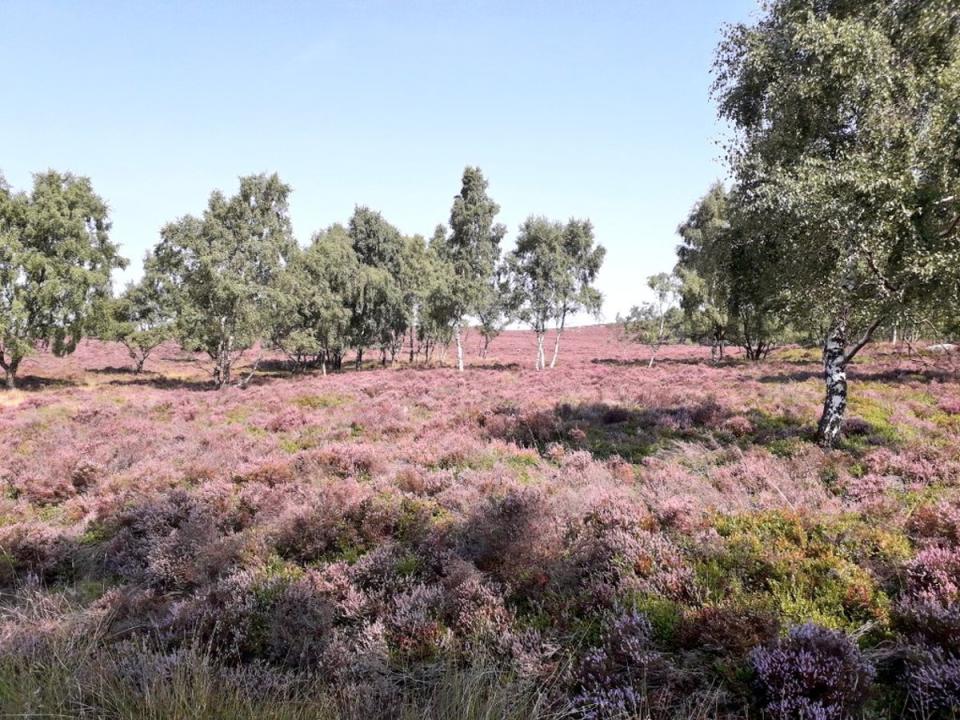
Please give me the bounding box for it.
[939,212,960,239]
[237,351,262,389]
[843,315,885,365]
[862,248,901,297]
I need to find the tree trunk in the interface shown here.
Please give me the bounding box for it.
[549,317,566,369]
[816,322,848,448]
[221,352,231,387]
[535,332,545,370]
[355,348,363,371]
[135,356,146,374]
[4,364,15,390]
[481,335,493,359]
[455,326,464,372]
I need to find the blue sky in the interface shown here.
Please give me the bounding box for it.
[1,0,756,322]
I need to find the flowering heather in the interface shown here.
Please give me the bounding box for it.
[1,328,960,717]
[749,624,875,720]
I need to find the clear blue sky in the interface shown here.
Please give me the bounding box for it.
[1,0,756,322]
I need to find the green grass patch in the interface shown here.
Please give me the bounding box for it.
[293,393,349,410]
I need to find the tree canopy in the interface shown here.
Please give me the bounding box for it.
[507,216,605,370]
[714,0,960,445]
[152,173,296,388]
[0,171,125,388]
[439,167,506,371]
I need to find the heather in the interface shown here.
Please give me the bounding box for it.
[1,326,958,718]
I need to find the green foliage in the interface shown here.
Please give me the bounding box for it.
[99,262,173,373]
[442,167,506,321]
[619,273,682,367]
[268,224,358,372]
[152,174,296,388]
[698,511,895,636]
[0,171,126,388]
[507,216,605,369]
[675,183,792,361]
[714,0,960,440]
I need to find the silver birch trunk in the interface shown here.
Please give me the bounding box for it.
[816,322,848,448]
[454,325,464,372]
[549,318,565,369]
[535,332,545,370]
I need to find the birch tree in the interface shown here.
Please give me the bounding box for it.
[475,264,513,359]
[714,0,960,447]
[152,174,296,388]
[548,219,605,367]
[0,171,125,389]
[675,183,789,361]
[101,257,173,374]
[507,217,562,370]
[345,207,409,367]
[620,273,681,368]
[268,225,358,374]
[440,167,506,371]
[507,216,605,370]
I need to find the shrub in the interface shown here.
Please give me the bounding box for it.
[101,489,242,590]
[699,512,892,633]
[679,603,780,660]
[908,500,960,547]
[902,645,960,718]
[571,610,674,719]
[749,623,875,720]
[904,547,960,605]
[895,598,960,650]
[0,523,75,586]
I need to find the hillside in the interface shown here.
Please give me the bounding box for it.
[2,327,959,718]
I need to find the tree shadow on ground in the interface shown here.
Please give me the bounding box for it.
[758,367,957,385]
[89,366,145,375]
[482,400,847,463]
[3,375,80,392]
[106,375,215,391]
[590,357,719,368]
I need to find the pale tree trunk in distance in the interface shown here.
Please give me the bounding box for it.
[455,325,464,372]
[549,313,566,369]
[535,332,546,370]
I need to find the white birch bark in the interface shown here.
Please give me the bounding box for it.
[816,322,848,447]
[549,318,565,369]
[455,325,464,372]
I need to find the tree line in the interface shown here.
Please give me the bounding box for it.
[619,0,960,448]
[0,167,605,389]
